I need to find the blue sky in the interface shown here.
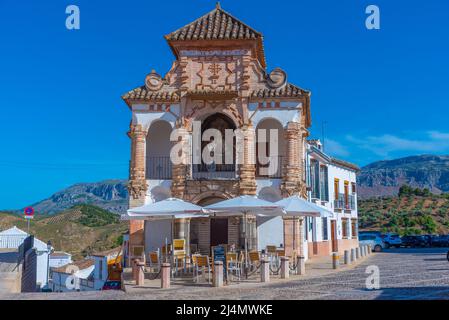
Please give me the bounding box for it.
[0,0,448,209]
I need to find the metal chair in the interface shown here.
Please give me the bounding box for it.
[226,252,242,281]
[147,251,161,272]
[192,255,211,283]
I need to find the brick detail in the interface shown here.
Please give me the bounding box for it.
[239,124,256,195]
[128,124,148,247]
[171,126,189,198]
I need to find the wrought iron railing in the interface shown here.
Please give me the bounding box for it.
[192,163,237,179]
[256,156,284,178]
[334,193,356,210]
[146,157,172,179]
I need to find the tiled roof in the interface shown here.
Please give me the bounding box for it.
[51,259,94,274]
[91,246,121,258]
[122,86,180,103]
[165,4,262,42]
[331,158,360,172]
[250,83,309,99]
[50,251,71,258]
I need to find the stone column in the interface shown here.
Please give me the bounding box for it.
[280,257,289,279]
[238,124,256,196]
[171,125,189,199]
[261,259,270,283]
[281,122,301,197]
[161,263,171,289]
[128,124,148,248]
[238,124,257,251]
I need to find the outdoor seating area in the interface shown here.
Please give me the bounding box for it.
[120,195,361,290]
[128,241,306,288]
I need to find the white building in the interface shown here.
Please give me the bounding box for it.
[50,247,121,292]
[49,251,72,269]
[304,140,359,259]
[0,226,53,290]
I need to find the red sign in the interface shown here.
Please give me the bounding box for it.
[24,207,35,217]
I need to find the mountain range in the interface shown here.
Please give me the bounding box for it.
[357,155,449,199]
[9,154,449,215]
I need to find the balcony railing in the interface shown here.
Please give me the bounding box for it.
[256,156,284,179]
[334,193,356,211]
[146,157,172,180]
[192,163,237,179]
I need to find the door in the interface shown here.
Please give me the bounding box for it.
[331,220,338,252]
[210,218,228,247]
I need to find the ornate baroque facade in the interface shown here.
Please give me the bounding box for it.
[123,4,312,256]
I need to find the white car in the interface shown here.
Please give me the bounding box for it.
[359,234,385,252]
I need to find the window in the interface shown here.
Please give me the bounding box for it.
[334,179,339,200]
[322,217,328,240]
[319,165,329,202]
[351,219,358,238]
[351,182,356,194]
[310,160,320,199]
[341,218,349,238]
[344,181,349,209]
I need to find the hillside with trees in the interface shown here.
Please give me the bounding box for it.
[358,186,449,235]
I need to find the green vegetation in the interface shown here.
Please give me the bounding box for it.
[0,204,127,260]
[398,185,431,197]
[359,189,449,235]
[75,204,119,227]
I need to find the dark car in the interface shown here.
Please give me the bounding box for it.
[401,235,418,248]
[431,235,449,247]
[415,235,432,247]
[102,280,121,290]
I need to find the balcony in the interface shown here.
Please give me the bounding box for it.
[256,156,284,179]
[334,193,356,211]
[146,157,172,180]
[191,163,237,179]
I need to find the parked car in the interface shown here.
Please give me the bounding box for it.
[381,233,402,248]
[430,235,449,247]
[359,234,385,252]
[415,235,432,247]
[359,231,382,237]
[102,280,121,290]
[401,235,419,248]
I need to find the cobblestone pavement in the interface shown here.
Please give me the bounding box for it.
[2,248,449,300]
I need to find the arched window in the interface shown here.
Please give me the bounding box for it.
[193,113,236,179]
[146,120,172,179]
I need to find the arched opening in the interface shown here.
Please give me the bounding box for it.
[146,120,172,179]
[255,118,285,178]
[193,113,237,179]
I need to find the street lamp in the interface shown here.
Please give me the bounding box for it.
[46,240,54,290]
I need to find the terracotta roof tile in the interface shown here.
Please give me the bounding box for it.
[165,6,262,41]
[91,246,121,258]
[122,86,180,103]
[51,259,94,274]
[250,83,309,99]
